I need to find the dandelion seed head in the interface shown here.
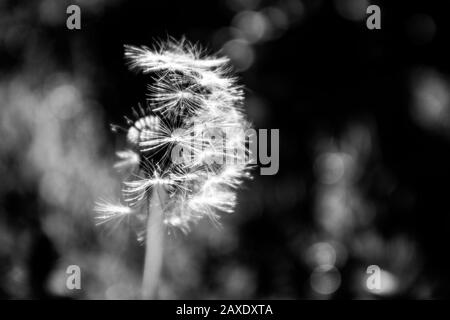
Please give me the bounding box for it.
[95,38,253,235]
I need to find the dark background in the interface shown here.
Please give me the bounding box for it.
[1,0,449,299]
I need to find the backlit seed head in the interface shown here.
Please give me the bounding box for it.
[95,39,253,236]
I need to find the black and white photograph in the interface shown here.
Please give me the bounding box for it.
[0,0,449,309]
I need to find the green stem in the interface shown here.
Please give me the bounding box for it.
[142,185,167,300]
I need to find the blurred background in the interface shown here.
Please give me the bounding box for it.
[0,0,449,299]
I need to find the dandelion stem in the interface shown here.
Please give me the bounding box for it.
[142,185,167,299]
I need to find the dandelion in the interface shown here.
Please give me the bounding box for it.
[95,38,252,299]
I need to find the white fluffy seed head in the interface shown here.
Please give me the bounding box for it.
[95,39,253,235]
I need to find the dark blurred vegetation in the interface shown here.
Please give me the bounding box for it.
[1,0,450,299]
